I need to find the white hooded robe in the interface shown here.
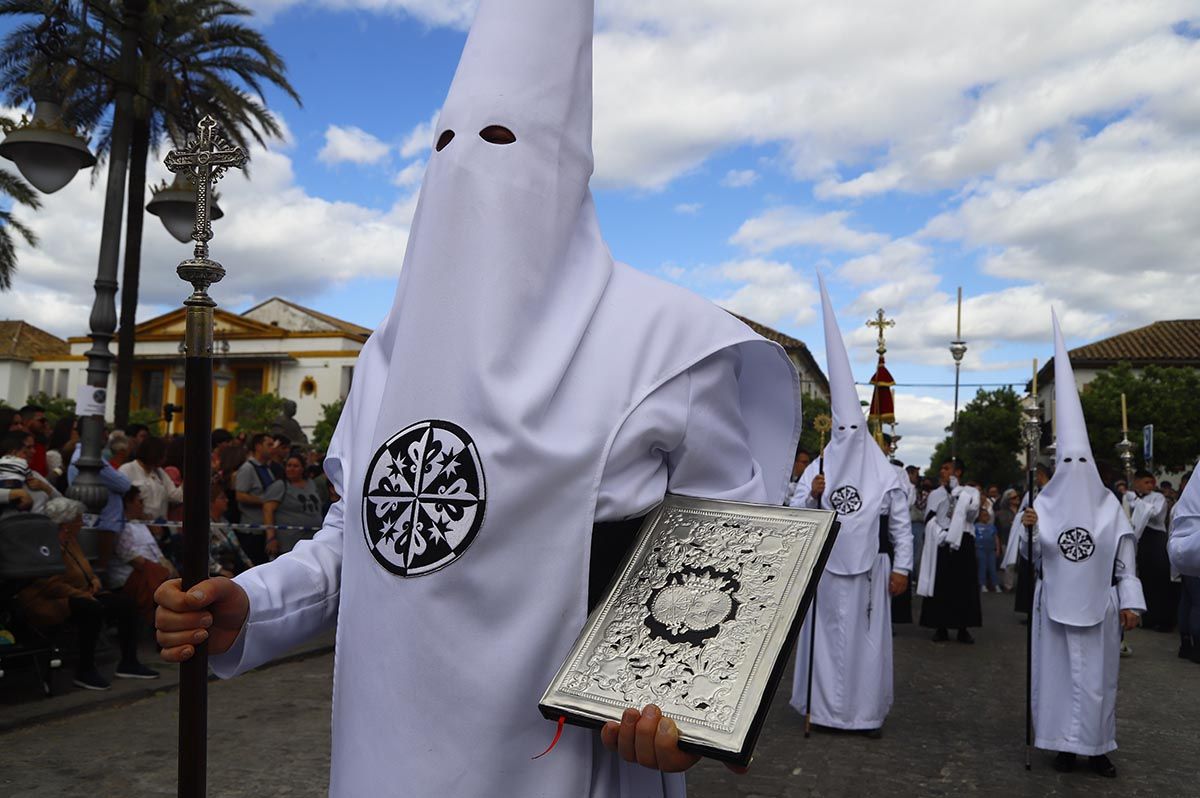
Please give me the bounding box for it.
[1031,313,1145,757]
[208,1,802,795]
[1170,461,1200,576]
[787,276,912,731]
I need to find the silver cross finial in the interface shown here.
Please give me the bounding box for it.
[165,116,247,304]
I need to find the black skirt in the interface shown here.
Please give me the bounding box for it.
[1013,554,1034,614]
[919,534,983,629]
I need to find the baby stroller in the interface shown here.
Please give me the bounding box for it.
[0,512,65,696]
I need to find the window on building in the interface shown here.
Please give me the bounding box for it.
[29,369,39,397]
[56,369,69,398]
[340,365,354,399]
[234,367,264,397]
[42,369,55,396]
[139,369,165,412]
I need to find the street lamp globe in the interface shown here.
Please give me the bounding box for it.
[0,94,95,194]
[146,174,225,243]
[213,363,234,389]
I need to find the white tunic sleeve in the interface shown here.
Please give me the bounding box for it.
[1115,535,1146,613]
[1169,470,1200,576]
[886,488,913,575]
[595,347,768,522]
[1130,493,1167,540]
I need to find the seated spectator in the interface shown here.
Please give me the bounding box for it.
[106,431,132,470]
[209,487,255,577]
[0,429,59,511]
[46,414,79,493]
[19,404,49,477]
[263,454,326,557]
[17,497,159,691]
[109,487,177,622]
[118,435,183,525]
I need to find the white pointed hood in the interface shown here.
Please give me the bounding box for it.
[1034,310,1133,626]
[813,274,902,575]
[318,0,803,793]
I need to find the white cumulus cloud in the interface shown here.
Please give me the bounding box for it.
[317,124,391,166]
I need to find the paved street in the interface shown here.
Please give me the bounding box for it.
[3,591,1197,797]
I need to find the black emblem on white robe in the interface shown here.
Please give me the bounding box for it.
[362,420,486,577]
[1057,527,1096,563]
[829,485,863,515]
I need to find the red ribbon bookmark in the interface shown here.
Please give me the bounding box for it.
[533,716,566,759]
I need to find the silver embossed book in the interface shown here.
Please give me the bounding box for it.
[539,494,839,766]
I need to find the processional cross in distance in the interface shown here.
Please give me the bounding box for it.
[866,308,895,356]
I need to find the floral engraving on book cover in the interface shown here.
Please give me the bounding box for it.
[561,508,814,733]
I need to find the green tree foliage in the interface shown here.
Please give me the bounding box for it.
[927,387,1023,490]
[797,395,832,460]
[25,390,74,426]
[1078,363,1200,475]
[310,398,344,455]
[233,390,285,434]
[127,406,163,436]
[0,158,39,289]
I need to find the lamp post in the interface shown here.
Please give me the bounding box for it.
[165,115,247,798]
[1019,391,1041,770]
[0,0,220,508]
[949,288,968,463]
[0,1,232,438]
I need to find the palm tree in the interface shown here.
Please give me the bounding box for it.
[0,157,41,289]
[0,0,300,424]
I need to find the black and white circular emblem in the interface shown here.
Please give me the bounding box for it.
[829,485,863,515]
[1057,528,1095,563]
[361,420,486,577]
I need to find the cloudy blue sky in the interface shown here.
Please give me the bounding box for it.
[3,0,1199,468]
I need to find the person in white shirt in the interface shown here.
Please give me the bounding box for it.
[1127,469,1174,632]
[117,435,183,523]
[917,458,982,643]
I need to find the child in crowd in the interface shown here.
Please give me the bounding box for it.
[975,505,1002,592]
[0,429,60,511]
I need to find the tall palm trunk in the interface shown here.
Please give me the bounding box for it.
[114,108,150,428]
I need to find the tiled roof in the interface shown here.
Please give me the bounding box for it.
[1038,319,1200,385]
[1069,319,1200,363]
[0,321,69,361]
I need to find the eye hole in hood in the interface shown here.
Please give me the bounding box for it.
[479,125,517,145]
[436,130,455,152]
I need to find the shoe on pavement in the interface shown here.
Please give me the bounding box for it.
[73,668,111,691]
[956,629,975,644]
[1089,754,1117,778]
[1120,642,1133,658]
[932,628,950,642]
[114,662,160,680]
[1053,752,1076,773]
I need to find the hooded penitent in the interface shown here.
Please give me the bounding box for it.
[1033,311,1131,626]
[319,0,801,793]
[810,275,903,575]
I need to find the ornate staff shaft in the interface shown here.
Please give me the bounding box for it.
[1019,392,1042,771]
[165,116,247,798]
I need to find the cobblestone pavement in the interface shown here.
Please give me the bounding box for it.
[3,592,1197,797]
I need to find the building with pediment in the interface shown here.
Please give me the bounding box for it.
[9,300,829,441]
[26,298,369,437]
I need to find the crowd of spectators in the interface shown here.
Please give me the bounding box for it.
[0,404,333,693]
